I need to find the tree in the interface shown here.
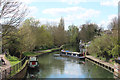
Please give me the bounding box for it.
[79,23,101,42]
[108,17,118,30]
[35,24,53,48]
[0,0,27,27]
[58,17,64,30]
[88,17,119,61]
[48,17,67,46]
[2,25,18,54]
[1,0,27,54]
[68,25,79,45]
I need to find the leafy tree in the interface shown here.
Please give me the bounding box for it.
[79,23,101,42]
[1,0,27,54]
[88,17,119,61]
[68,25,79,45]
[48,18,67,46]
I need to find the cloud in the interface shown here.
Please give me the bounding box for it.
[99,14,117,29]
[42,6,100,18]
[16,0,119,6]
[100,0,119,6]
[27,6,39,18]
[108,14,117,20]
[19,0,118,5]
[19,0,93,3]
[42,7,85,16]
[39,18,60,24]
[61,0,88,5]
[42,6,100,26]
[19,0,37,4]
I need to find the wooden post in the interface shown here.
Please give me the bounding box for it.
[0,69,2,80]
[5,69,6,79]
[9,67,11,78]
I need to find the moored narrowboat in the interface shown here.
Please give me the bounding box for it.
[29,56,39,68]
[60,50,85,59]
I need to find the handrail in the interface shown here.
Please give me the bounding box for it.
[0,56,27,79]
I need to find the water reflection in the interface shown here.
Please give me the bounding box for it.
[26,52,113,79]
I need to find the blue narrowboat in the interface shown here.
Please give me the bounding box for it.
[60,50,85,59]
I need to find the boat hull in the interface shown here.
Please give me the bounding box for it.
[60,53,85,59]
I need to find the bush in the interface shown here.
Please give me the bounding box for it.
[88,34,118,61]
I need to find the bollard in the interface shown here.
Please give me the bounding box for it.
[0,59,2,66]
[114,60,120,78]
[5,69,6,79]
[0,69,2,80]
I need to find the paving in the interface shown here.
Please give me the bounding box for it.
[0,54,11,70]
[86,55,114,69]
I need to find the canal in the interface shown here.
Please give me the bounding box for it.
[26,45,114,79]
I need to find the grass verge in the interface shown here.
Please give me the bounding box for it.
[5,55,20,66]
[89,54,115,65]
[23,48,60,57]
[23,52,42,57]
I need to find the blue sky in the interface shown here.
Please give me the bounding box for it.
[20,0,118,30]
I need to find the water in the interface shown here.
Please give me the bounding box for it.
[26,52,114,79]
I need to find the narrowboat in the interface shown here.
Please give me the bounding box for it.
[60,50,85,59]
[28,56,39,68]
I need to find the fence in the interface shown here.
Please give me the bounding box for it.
[0,56,27,80]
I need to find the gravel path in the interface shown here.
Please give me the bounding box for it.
[0,54,11,70]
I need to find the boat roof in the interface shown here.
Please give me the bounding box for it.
[61,50,81,54]
[30,57,37,61]
[70,52,81,54]
[61,50,70,52]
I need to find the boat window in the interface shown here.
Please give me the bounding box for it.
[30,57,37,61]
[77,54,80,56]
[30,61,37,62]
[32,62,36,65]
[61,52,66,54]
[67,53,71,55]
[73,54,76,56]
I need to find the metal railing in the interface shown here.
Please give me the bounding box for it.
[0,56,27,80]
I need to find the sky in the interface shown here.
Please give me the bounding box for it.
[20,0,118,30]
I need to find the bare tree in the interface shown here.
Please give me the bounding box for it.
[0,0,28,27]
[0,0,28,53]
[108,17,118,30]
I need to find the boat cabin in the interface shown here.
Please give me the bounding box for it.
[61,50,85,58]
[29,56,39,68]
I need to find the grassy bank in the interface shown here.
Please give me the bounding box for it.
[23,48,60,57]
[23,52,42,57]
[90,54,115,65]
[40,48,60,53]
[5,55,20,66]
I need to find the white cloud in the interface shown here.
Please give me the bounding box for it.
[19,0,96,3]
[13,0,119,6]
[61,0,88,5]
[39,18,60,24]
[27,6,39,18]
[19,0,118,5]
[19,0,37,4]
[42,7,100,18]
[100,0,119,6]
[43,7,99,19]
[41,7,100,30]
[108,14,117,20]
[42,7,85,16]
[99,14,117,30]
